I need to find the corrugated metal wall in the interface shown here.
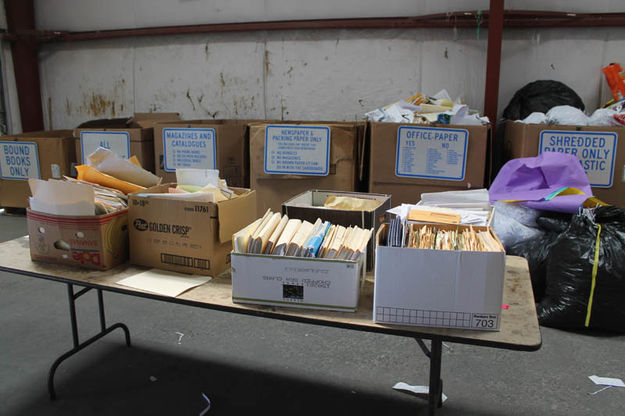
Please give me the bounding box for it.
[3,0,625,131]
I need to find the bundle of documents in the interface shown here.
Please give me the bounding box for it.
[233,209,372,261]
[385,218,503,252]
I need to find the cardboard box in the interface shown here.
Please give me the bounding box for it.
[504,121,625,206]
[74,113,181,172]
[249,122,362,216]
[27,208,128,270]
[373,223,505,331]
[368,122,490,205]
[154,119,260,188]
[0,130,76,209]
[128,185,256,276]
[281,189,391,271]
[231,251,365,312]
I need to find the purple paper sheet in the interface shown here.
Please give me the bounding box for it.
[489,152,592,213]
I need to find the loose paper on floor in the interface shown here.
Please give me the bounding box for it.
[392,382,448,403]
[589,375,625,388]
[116,269,211,297]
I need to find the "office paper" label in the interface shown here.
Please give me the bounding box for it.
[395,126,468,181]
[0,141,40,180]
[264,125,330,176]
[163,128,216,172]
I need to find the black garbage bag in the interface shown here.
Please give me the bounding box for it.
[535,212,572,233]
[537,206,625,332]
[508,232,561,302]
[502,80,585,121]
[507,211,572,301]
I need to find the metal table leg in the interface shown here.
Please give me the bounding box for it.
[413,337,444,415]
[47,283,131,400]
[428,337,444,415]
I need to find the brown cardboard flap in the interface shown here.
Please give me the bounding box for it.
[131,113,181,129]
[76,118,131,128]
[217,189,257,243]
[12,129,74,139]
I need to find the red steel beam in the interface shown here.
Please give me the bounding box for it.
[4,0,44,132]
[6,11,620,44]
[484,0,504,126]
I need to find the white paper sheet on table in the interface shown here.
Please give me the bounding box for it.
[116,269,211,297]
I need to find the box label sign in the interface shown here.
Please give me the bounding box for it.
[163,128,217,172]
[539,130,618,188]
[264,125,330,176]
[80,131,130,162]
[0,141,40,180]
[395,126,468,181]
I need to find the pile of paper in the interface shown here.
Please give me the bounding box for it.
[234,209,372,261]
[28,147,159,216]
[323,195,382,211]
[138,168,236,203]
[388,189,492,226]
[28,178,127,216]
[76,147,160,194]
[386,217,502,252]
[365,89,489,126]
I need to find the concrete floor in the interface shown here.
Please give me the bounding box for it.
[1,212,624,416]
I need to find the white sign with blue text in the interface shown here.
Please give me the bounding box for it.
[395,126,468,181]
[264,125,330,176]
[0,141,40,180]
[539,130,617,188]
[163,128,216,172]
[80,131,130,163]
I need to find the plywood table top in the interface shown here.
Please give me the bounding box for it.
[0,236,541,351]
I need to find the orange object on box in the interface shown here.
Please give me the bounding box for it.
[75,165,145,194]
[602,63,625,102]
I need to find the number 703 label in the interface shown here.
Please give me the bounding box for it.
[472,314,499,329]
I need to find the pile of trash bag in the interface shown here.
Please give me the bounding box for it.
[509,206,625,332]
[502,80,585,121]
[507,212,571,301]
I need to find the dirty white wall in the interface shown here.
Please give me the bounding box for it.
[5,0,625,131]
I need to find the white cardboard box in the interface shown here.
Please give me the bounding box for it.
[373,224,505,331]
[231,252,365,312]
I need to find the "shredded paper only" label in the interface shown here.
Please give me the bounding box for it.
[80,131,130,163]
[395,126,468,181]
[0,141,40,180]
[539,130,618,188]
[264,125,330,176]
[163,128,216,172]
